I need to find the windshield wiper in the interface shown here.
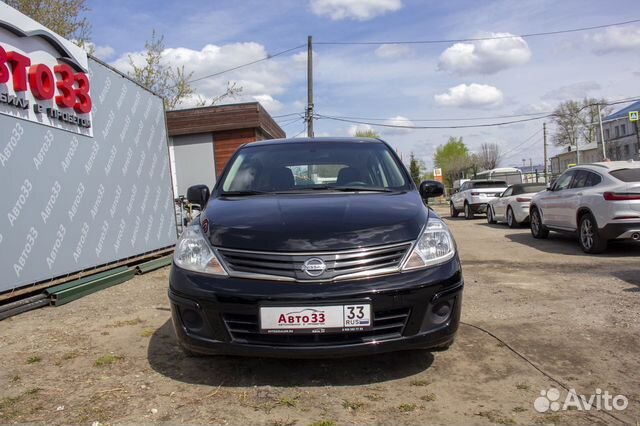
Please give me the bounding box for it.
[320,186,394,192]
[221,190,271,196]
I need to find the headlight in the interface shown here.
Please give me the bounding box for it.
[174,222,227,276]
[402,218,456,270]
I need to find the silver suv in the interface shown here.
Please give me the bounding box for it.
[450,180,508,220]
[529,161,640,253]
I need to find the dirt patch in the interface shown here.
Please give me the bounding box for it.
[0,205,638,425]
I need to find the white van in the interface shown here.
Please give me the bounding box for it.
[475,168,523,185]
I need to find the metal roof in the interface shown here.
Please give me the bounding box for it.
[604,100,640,122]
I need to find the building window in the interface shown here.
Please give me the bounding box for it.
[615,126,620,138]
[605,129,610,140]
[621,124,626,135]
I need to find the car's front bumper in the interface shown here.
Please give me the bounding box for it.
[168,258,463,358]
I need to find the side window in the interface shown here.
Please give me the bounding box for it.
[571,170,589,189]
[585,172,602,187]
[502,188,513,197]
[460,183,468,192]
[554,171,574,191]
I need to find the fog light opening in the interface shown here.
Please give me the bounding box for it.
[181,307,204,330]
[431,301,452,324]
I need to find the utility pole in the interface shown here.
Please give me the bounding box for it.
[543,122,548,182]
[306,35,314,138]
[597,103,606,160]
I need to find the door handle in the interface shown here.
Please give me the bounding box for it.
[576,192,583,196]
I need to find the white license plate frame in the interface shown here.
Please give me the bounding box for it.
[259,304,372,334]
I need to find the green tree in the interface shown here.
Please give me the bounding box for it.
[433,137,470,189]
[7,0,92,48]
[409,153,424,187]
[354,129,380,138]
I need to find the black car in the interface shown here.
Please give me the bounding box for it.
[169,137,463,358]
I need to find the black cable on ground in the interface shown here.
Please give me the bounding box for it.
[460,321,629,425]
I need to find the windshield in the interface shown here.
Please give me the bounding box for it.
[220,142,409,193]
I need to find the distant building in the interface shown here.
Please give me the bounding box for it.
[550,142,600,175]
[549,100,640,174]
[166,102,285,197]
[599,100,640,161]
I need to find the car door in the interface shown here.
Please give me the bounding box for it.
[494,187,513,219]
[453,182,468,209]
[556,170,589,229]
[542,170,575,226]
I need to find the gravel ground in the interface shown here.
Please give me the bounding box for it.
[1,204,638,425]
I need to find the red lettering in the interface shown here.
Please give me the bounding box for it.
[288,316,294,324]
[28,64,55,100]
[54,63,75,108]
[311,313,318,323]
[73,72,91,114]
[302,315,309,323]
[0,46,9,84]
[6,51,30,91]
[318,313,325,323]
[278,314,286,324]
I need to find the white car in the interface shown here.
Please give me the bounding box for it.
[487,183,547,228]
[529,161,640,253]
[450,180,508,220]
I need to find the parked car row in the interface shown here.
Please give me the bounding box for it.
[450,161,640,254]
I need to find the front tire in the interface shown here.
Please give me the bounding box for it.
[450,202,459,218]
[507,207,518,228]
[464,202,474,220]
[579,213,608,254]
[530,208,549,239]
[487,206,496,224]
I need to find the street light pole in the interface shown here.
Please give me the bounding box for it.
[306,35,314,138]
[597,103,606,160]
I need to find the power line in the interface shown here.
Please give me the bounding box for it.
[272,112,305,119]
[501,128,544,160]
[188,44,306,84]
[315,18,640,45]
[314,113,550,129]
[314,111,551,122]
[277,117,306,128]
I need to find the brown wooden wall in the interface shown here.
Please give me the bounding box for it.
[213,129,257,177]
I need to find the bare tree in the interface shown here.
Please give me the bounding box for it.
[130,31,242,110]
[7,0,92,48]
[551,98,611,147]
[478,142,502,170]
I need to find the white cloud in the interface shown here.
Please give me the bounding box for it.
[438,32,531,75]
[78,42,115,60]
[112,42,292,112]
[347,123,374,136]
[383,115,415,134]
[587,26,640,55]
[541,81,601,101]
[375,44,413,59]
[310,0,402,21]
[434,83,504,108]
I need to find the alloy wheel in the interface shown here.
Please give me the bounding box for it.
[581,218,594,250]
[507,209,514,227]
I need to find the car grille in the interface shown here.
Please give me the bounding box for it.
[216,242,412,281]
[222,307,411,347]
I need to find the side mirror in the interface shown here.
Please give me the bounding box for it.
[419,180,444,200]
[186,184,210,208]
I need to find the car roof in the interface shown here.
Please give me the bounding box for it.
[242,137,386,147]
[573,160,640,172]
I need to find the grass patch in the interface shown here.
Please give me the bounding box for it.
[0,388,42,420]
[398,403,417,413]
[476,410,517,425]
[107,317,144,328]
[62,352,78,360]
[364,393,383,402]
[269,420,297,426]
[512,406,527,413]
[26,356,41,364]
[94,354,124,366]
[516,383,530,390]
[421,393,437,402]
[11,375,21,382]
[342,399,364,411]
[141,328,154,337]
[307,421,335,426]
[410,379,430,387]
[278,395,300,408]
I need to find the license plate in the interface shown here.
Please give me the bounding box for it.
[259,304,372,334]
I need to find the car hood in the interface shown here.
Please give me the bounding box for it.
[203,191,427,251]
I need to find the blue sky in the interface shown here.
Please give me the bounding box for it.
[86,0,640,169]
